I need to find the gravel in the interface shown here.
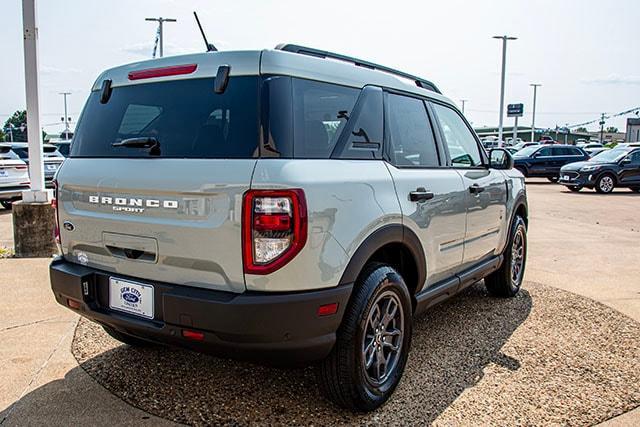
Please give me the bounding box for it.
[72,281,640,426]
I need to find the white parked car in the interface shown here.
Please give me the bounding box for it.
[0,145,30,209]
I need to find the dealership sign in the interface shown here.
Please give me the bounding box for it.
[507,103,524,117]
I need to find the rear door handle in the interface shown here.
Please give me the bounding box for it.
[409,187,435,202]
[469,184,485,194]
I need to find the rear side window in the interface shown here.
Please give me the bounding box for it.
[292,79,359,158]
[537,147,552,156]
[432,103,482,167]
[71,77,260,158]
[386,93,439,167]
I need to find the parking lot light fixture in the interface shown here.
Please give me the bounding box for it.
[530,84,541,142]
[493,35,517,147]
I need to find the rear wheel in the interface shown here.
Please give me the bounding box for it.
[317,263,412,412]
[595,174,615,194]
[485,215,527,297]
[102,325,155,347]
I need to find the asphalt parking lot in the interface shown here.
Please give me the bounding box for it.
[1,179,639,426]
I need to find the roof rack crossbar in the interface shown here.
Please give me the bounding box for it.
[275,44,441,94]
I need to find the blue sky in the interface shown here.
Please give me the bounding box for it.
[1,0,639,134]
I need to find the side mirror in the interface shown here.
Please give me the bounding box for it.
[621,157,631,164]
[489,148,514,170]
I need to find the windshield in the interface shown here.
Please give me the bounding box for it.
[590,148,630,163]
[71,77,260,158]
[513,146,539,157]
[0,147,20,160]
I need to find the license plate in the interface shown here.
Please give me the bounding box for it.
[0,169,7,177]
[46,164,58,171]
[562,175,570,181]
[109,277,154,319]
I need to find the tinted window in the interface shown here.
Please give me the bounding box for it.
[291,79,358,158]
[432,103,482,167]
[0,147,19,160]
[335,87,383,160]
[628,150,640,163]
[71,77,260,158]
[537,147,552,156]
[569,147,583,156]
[386,94,439,167]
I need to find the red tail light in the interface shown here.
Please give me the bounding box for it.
[14,166,28,170]
[242,189,307,275]
[52,180,60,244]
[182,329,205,342]
[128,64,197,80]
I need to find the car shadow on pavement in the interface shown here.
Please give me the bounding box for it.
[2,283,532,425]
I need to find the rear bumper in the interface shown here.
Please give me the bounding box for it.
[49,257,352,365]
[0,186,29,200]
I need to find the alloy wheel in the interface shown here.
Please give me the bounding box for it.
[511,228,525,285]
[361,290,404,386]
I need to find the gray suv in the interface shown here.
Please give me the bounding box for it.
[50,44,527,411]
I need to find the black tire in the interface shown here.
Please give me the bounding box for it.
[317,263,412,412]
[102,325,155,347]
[595,173,615,194]
[0,200,13,210]
[568,186,582,192]
[516,167,528,177]
[485,215,527,298]
[547,176,559,183]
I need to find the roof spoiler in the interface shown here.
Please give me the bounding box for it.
[275,44,441,94]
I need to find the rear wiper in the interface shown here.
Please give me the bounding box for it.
[112,137,161,156]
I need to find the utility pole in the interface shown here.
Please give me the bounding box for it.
[145,17,176,58]
[460,99,468,114]
[21,0,47,201]
[14,0,57,258]
[599,113,606,143]
[493,35,517,147]
[530,83,541,142]
[59,91,71,134]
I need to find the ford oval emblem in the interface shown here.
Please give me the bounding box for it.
[63,221,75,232]
[122,292,140,304]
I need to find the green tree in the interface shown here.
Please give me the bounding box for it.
[2,110,47,142]
[605,126,618,133]
[3,110,27,142]
[575,126,588,133]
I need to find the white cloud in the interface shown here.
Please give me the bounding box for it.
[121,42,197,58]
[581,74,640,85]
[41,65,82,75]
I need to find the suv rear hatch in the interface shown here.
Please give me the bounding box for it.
[57,59,261,293]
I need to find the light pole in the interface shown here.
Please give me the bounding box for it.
[59,91,71,134]
[145,17,176,58]
[493,35,517,146]
[460,99,468,114]
[530,83,541,142]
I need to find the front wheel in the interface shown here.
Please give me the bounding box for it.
[595,174,615,194]
[317,264,412,412]
[485,215,527,297]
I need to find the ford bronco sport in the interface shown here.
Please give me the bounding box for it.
[50,44,528,411]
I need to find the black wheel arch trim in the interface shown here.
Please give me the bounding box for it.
[337,223,427,295]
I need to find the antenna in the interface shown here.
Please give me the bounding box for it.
[193,11,217,52]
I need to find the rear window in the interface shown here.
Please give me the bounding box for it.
[71,77,260,158]
[0,147,19,160]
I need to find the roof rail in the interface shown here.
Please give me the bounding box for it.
[275,44,441,94]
